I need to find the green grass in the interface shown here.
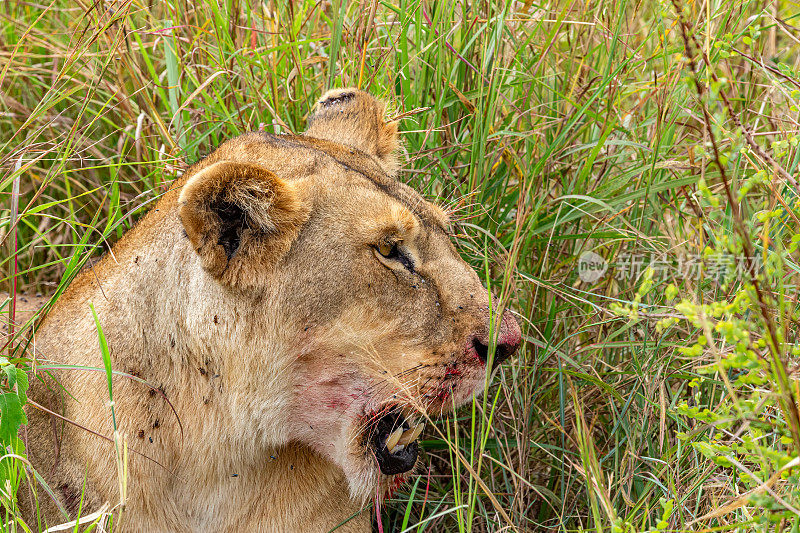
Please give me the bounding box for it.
[2,0,800,531]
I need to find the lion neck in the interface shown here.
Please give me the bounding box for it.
[34,194,369,527]
[52,198,296,461]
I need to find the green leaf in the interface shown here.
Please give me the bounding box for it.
[91,303,116,431]
[2,364,17,390]
[0,392,28,445]
[15,367,28,405]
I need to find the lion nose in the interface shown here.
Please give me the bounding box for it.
[471,309,522,369]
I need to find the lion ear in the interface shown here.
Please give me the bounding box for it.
[178,161,310,290]
[306,88,400,176]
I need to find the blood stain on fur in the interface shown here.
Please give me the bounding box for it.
[57,483,81,514]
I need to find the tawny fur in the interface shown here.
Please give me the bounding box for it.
[306,89,400,176]
[10,89,520,532]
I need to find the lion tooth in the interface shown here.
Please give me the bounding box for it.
[385,427,403,452]
[397,423,425,446]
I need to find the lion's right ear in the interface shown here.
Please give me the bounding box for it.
[306,89,400,176]
[178,161,310,290]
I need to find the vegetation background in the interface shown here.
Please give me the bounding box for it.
[2,0,800,531]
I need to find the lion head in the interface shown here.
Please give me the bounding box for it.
[176,89,521,501]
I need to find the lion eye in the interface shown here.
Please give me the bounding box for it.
[377,241,399,259]
[374,240,416,274]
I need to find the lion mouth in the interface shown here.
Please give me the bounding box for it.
[366,409,425,475]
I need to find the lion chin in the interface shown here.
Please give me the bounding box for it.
[291,337,498,503]
[17,88,521,532]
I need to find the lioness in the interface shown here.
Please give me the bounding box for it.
[17,89,521,532]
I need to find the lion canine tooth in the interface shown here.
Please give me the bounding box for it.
[385,427,403,452]
[397,423,425,446]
